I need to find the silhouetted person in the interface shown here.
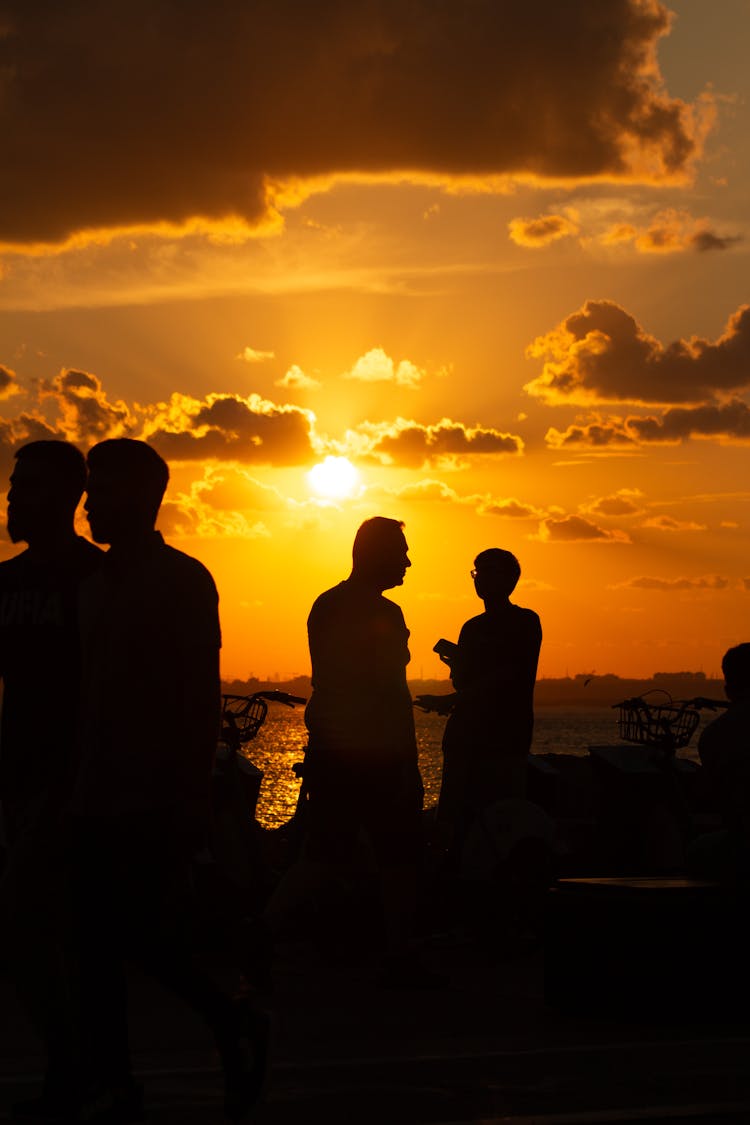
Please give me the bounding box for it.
[691,643,750,885]
[0,440,102,1121]
[418,549,541,851]
[68,438,266,1121]
[265,517,428,983]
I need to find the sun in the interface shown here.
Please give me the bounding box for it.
[307,456,362,500]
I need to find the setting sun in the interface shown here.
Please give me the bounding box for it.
[307,456,362,500]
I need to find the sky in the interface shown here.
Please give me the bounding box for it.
[1,0,748,681]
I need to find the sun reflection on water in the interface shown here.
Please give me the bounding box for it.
[241,704,699,829]
[242,707,446,829]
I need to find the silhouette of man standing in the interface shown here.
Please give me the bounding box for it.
[692,643,750,884]
[420,549,541,848]
[266,517,425,978]
[0,440,102,1121]
[68,438,266,1121]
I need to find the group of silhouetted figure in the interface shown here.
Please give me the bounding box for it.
[0,437,748,1123]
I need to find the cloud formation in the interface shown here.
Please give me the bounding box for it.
[388,479,461,503]
[381,478,545,519]
[275,366,321,391]
[508,213,579,248]
[641,515,706,531]
[526,302,750,407]
[342,349,427,389]
[0,365,20,401]
[547,399,750,449]
[475,497,545,519]
[622,574,729,591]
[0,0,710,249]
[599,208,741,254]
[586,489,644,517]
[545,417,638,448]
[356,416,523,467]
[0,363,530,485]
[238,347,276,364]
[37,369,136,443]
[0,368,139,477]
[145,392,317,465]
[158,465,284,538]
[628,400,750,443]
[539,515,630,543]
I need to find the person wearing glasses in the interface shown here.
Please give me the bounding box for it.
[416,548,542,853]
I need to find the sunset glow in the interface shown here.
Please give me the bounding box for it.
[0,2,748,683]
[307,456,362,501]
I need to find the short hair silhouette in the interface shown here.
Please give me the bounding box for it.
[352,517,405,568]
[473,548,521,594]
[722,643,750,700]
[14,440,87,507]
[87,439,169,517]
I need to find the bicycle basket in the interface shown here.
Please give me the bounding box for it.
[616,694,701,751]
[221,694,268,743]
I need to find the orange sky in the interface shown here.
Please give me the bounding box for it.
[1,0,748,680]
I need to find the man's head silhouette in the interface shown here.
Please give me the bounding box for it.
[471,548,521,604]
[7,440,87,546]
[85,439,169,546]
[722,643,750,703]
[352,517,410,592]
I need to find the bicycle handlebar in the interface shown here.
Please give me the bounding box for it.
[249,689,306,707]
[612,693,728,711]
[220,689,306,747]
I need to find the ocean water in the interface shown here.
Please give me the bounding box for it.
[244,703,713,829]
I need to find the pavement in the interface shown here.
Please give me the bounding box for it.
[3,923,750,1124]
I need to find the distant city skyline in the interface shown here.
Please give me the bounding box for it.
[223,668,726,695]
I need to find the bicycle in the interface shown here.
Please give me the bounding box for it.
[612,690,727,760]
[217,688,306,820]
[183,690,306,995]
[210,689,307,887]
[589,691,729,873]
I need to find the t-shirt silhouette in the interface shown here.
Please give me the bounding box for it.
[0,536,103,814]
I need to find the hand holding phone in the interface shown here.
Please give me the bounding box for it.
[433,638,457,665]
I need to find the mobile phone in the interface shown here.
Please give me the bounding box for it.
[433,638,457,660]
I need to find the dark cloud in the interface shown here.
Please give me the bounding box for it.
[640,215,742,254]
[547,399,750,448]
[541,514,629,543]
[546,418,638,447]
[526,302,750,407]
[624,574,729,591]
[0,365,132,481]
[619,209,741,254]
[477,498,542,519]
[641,515,705,531]
[628,399,750,443]
[0,364,20,400]
[37,369,135,442]
[691,230,743,253]
[365,418,522,467]
[508,213,578,247]
[588,491,643,517]
[0,0,707,247]
[147,393,316,465]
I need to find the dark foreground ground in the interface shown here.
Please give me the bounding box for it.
[3,917,750,1125]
